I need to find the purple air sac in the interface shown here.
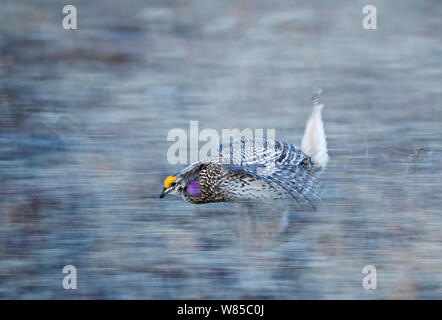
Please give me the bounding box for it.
[186,180,200,197]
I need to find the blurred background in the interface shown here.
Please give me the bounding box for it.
[0,0,441,299]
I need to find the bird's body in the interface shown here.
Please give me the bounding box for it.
[161,91,329,209]
[171,140,320,205]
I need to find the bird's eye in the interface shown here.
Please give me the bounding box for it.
[170,182,177,187]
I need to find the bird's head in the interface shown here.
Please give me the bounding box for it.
[159,175,201,199]
[159,175,181,198]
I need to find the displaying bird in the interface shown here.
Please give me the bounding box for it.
[160,91,329,209]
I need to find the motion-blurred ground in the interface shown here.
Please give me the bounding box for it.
[0,0,441,299]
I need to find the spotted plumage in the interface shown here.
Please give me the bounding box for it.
[160,91,329,209]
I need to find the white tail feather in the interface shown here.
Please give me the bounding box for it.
[301,92,329,168]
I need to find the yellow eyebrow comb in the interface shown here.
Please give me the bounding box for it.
[164,176,176,188]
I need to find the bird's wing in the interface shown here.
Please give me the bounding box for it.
[218,138,323,209]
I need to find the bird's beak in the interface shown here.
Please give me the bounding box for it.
[159,188,166,199]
